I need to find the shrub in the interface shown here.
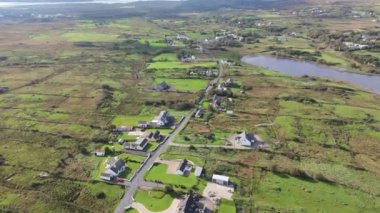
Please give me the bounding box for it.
[96,192,106,199]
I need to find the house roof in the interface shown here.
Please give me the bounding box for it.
[212,174,229,182]
[135,137,148,148]
[107,158,125,173]
[177,159,188,172]
[194,167,203,176]
[100,172,113,178]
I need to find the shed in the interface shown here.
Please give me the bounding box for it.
[194,167,203,177]
[212,174,229,186]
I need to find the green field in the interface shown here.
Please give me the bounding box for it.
[134,190,175,212]
[0,1,379,212]
[218,199,236,213]
[145,163,199,190]
[253,172,380,212]
[153,78,208,92]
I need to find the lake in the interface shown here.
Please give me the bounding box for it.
[242,55,380,94]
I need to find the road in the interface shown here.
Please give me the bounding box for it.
[114,61,224,213]
[114,110,196,213]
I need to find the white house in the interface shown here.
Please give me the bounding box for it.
[104,157,126,177]
[212,174,229,186]
[235,132,256,147]
[176,159,193,176]
[151,111,170,127]
[95,149,105,157]
[125,136,149,151]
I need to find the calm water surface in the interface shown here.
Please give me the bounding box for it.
[242,55,380,94]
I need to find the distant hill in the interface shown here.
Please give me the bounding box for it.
[180,0,305,11]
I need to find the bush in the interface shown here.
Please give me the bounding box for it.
[96,192,106,199]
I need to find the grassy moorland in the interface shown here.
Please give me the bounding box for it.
[0,0,379,212]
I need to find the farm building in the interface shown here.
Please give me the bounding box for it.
[235,132,257,146]
[194,167,203,177]
[212,174,229,186]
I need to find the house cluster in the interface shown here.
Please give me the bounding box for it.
[187,68,217,77]
[176,34,190,41]
[211,78,237,113]
[149,81,172,91]
[138,110,172,129]
[124,130,162,151]
[181,55,196,63]
[344,42,370,50]
[212,94,222,112]
[213,30,243,41]
[100,157,126,181]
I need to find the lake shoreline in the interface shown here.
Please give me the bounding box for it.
[242,55,380,94]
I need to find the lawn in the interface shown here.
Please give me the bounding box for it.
[112,115,153,126]
[153,78,208,92]
[160,153,205,166]
[119,132,138,141]
[139,39,167,47]
[218,199,236,213]
[253,172,380,213]
[134,190,175,212]
[145,163,198,190]
[118,153,147,180]
[153,53,178,62]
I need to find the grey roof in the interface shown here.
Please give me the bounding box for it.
[108,158,125,173]
[100,172,113,178]
[177,159,188,172]
[135,137,148,148]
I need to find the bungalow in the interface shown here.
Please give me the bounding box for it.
[176,159,193,176]
[212,174,229,186]
[181,55,196,63]
[149,81,171,91]
[101,157,126,180]
[125,134,149,151]
[177,34,190,41]
[95,149,105,157]
[235,131,257,147]
[151,110,170,127]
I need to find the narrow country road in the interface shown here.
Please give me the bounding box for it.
[114,110,196,213]
[114,60,224,213]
